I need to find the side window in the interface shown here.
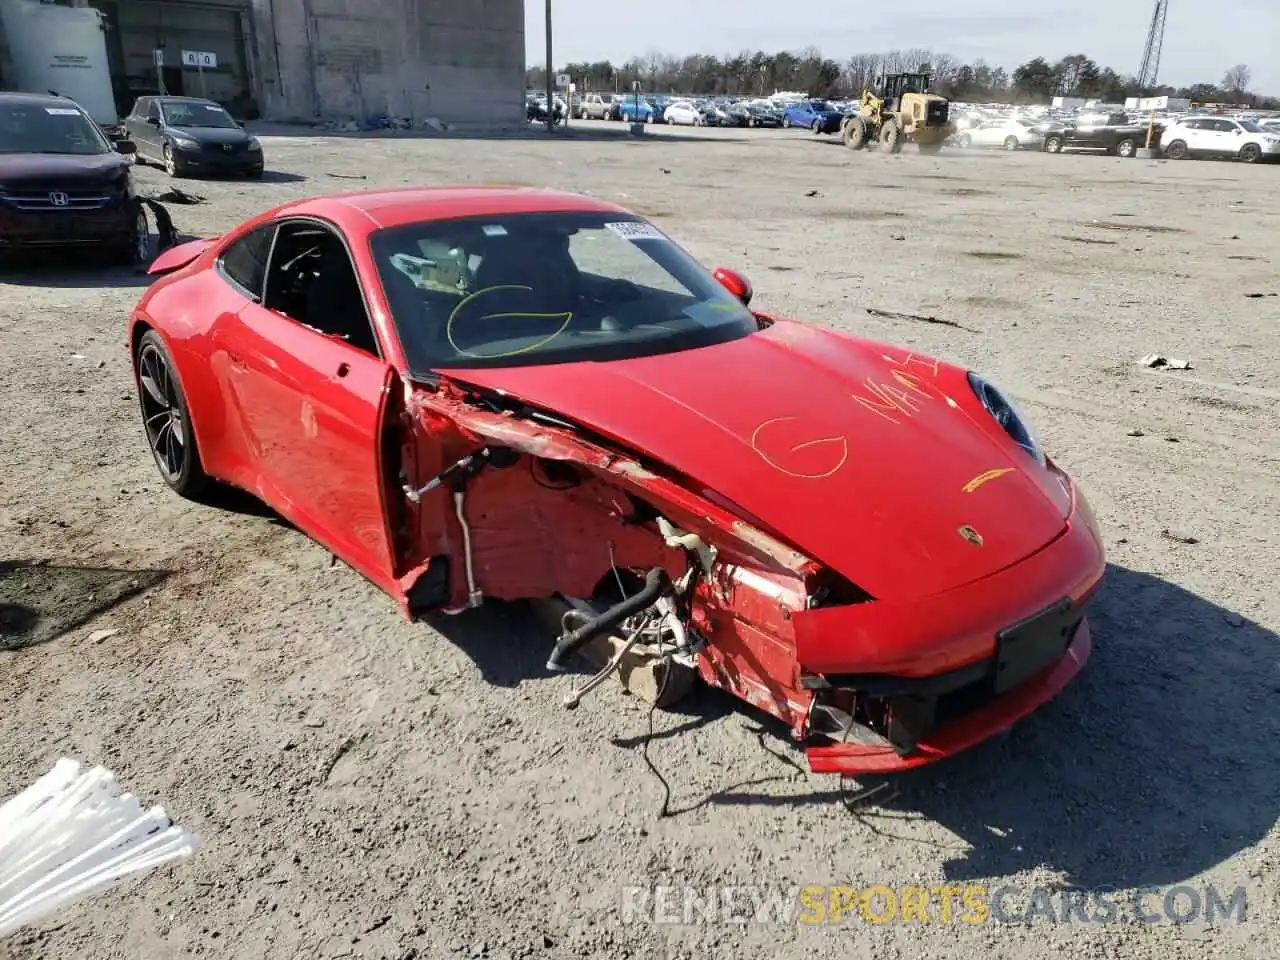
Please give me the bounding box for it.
[262,220,379,357]
[1217,120,1239,132]
[218,224,275,298]
[147,100,160,121]
[131,98,148,119]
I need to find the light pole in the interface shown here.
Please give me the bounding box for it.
[544,0,554,130]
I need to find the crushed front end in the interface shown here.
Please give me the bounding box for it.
[388,377,1105,776]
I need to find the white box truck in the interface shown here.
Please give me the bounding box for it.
[0,0,118,127]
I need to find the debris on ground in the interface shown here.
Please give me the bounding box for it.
[1244,292,1276,298]
[866,307,970,331]
[1140,354,1192,370]
[1161,528,1200,544]
[1126,428,1145,436]
[328,173,367,180]
[144,188,205,205]
[805,189,820,197]
[86,628,118,644]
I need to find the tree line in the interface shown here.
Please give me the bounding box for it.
[527,49,1273,109]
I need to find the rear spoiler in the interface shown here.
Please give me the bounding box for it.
[147,237,218,276]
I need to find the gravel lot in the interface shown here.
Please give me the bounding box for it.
[1,123,1277,960]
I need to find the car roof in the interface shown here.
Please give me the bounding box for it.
[0,91,86,109]
[271,186,632,233]
[154,96,220,106]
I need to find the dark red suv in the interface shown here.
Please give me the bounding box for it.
[0,92,147,264]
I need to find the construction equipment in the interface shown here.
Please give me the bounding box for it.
[840,73,956,154]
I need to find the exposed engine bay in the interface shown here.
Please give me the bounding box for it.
[383,373,1087,772]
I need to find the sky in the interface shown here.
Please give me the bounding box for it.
[524,0,1278,95]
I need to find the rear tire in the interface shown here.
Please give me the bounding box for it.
[1003,136,1019,151]
[1165,139,1187,159]
[1240,143,1262,163]
[1044,135,1063,154]
[1115,138,1137,157]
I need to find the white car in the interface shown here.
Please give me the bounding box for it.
[956,118,1043,150]
[1161,117,1280,162]
[663,101,703,125]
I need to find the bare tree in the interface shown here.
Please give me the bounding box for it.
[1223,63,1251,96]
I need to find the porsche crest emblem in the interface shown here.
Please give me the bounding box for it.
[957,524,984,546]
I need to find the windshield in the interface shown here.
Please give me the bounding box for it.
[0,103,110,155]
[809,101,832,111]
[370,211,758,373]
[161,101,239,128]
[1238,119,1263,132]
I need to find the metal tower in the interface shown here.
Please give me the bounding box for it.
[1138,0,1168,88]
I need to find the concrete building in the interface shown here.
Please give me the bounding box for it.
[0,0,526,127]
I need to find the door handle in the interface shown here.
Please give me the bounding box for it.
[335,362,350,378]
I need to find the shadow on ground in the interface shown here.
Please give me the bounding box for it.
[0,560,173,651]
[435,562,1277,890]
[0,253,152,289]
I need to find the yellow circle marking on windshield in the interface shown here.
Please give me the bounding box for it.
[445,284,574,359]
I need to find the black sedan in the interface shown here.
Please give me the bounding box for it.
[123,96,263,178]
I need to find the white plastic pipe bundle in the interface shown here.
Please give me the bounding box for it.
[0,758,199,939]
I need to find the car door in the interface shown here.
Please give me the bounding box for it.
[123,98,147,148]
[970,121,996,146]
[1067,118,1099,148]
[1207,119,1239,155]
[214,216,401,594]
[128,98,156,157]
[1184,119,1219,154]
[140,99,165,158]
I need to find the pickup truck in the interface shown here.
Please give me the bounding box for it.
[1042,112,1162,158]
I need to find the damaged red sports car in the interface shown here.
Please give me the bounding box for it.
[127,186,1105,775]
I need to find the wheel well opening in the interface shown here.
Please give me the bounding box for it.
[130,320,153,369]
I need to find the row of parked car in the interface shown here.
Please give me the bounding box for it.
[949,110,1280,162]
[527,90,856,131]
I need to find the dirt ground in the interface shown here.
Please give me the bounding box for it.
[1,123,1277,960]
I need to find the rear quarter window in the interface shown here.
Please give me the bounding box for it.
[218,224,275,297]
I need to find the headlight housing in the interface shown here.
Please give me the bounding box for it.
[169,135,198,150]
[247,136,261,150]
[967,371,1045,464]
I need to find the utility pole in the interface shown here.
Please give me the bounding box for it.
[544,0,554,130]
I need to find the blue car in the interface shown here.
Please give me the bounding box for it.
[782,100,844,133]
[617,97,655,122]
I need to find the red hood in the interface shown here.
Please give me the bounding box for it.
[444,320,1068,601]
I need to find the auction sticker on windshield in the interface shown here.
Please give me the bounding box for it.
[45,108,81,116]
[605,221,664,241]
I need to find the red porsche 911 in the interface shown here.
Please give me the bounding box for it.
[128,186,1105,775]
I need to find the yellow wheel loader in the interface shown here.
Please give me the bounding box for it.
[840,73,956,154]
